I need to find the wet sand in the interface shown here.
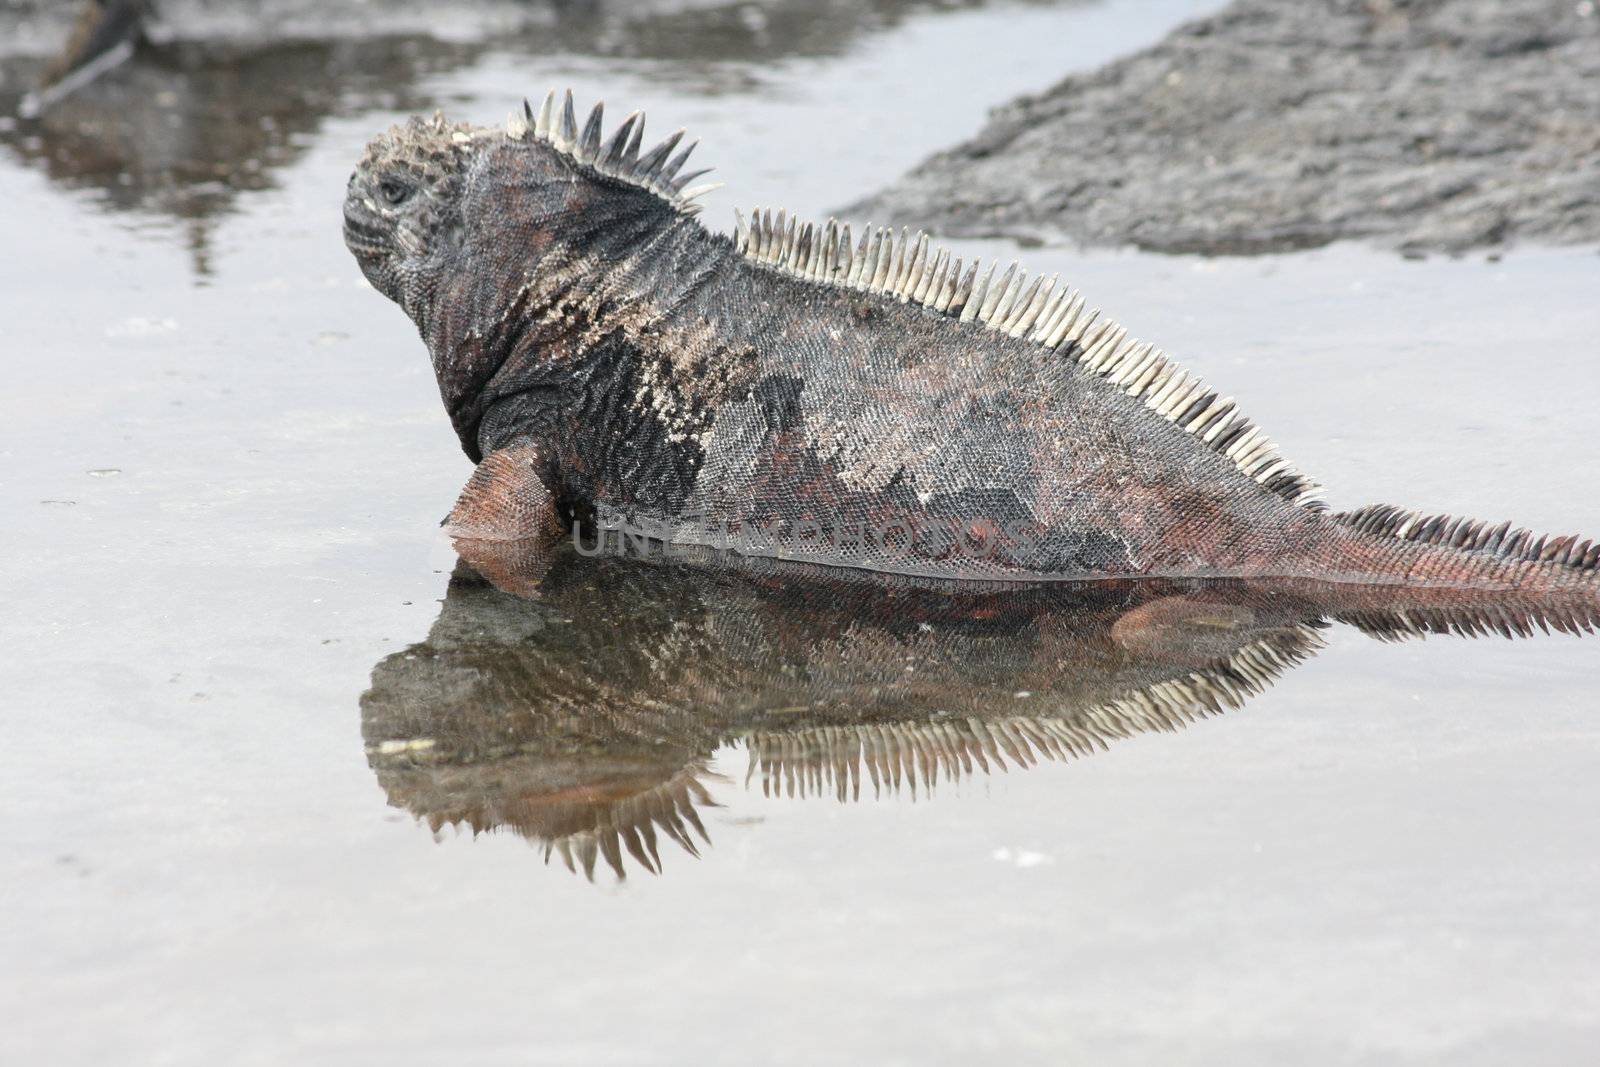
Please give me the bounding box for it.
[2,2,1598,1064]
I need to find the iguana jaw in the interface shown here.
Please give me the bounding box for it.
[341,204,395,294]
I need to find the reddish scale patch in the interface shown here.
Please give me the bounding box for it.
[1110,596,1258,662]
[445,443,560,543]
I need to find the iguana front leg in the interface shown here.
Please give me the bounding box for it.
[445,441,564,596]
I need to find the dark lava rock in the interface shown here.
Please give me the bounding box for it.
[848,0,1600,254]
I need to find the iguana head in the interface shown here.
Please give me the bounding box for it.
[344,93,715,328]
[342,112,481,310]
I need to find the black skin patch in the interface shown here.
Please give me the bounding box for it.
[583,337,709,515]
[476,383,572,463]
[753,374,806,432]
[920,487,1132,573]
[1033,528,1133,574]
[924,487,1036,529]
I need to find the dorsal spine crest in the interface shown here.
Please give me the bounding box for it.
[505,89,723,214]
[732,207,1327,510]
[1336,504,1600,574]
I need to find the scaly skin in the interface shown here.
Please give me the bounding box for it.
[342,97,1599,592]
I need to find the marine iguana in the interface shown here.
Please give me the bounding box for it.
[364,550,1596,880]
[342,91,1600,589]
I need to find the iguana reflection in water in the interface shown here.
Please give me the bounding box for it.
[360,541,1598,881]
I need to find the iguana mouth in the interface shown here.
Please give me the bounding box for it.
[341,200,391,258]
[342,222,389,259]
[344,237,388,259]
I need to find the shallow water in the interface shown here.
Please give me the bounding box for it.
[3,1,1599,1063]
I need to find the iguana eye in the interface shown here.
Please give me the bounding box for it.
[378,178,412,206]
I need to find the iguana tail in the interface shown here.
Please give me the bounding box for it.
[1328,504,1600,593]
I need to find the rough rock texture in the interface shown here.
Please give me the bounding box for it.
[849,0,1600,254]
